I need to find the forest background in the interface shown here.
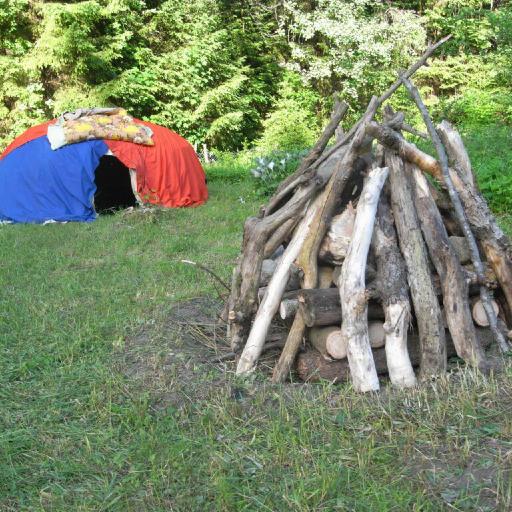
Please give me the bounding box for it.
[0,0,511,155]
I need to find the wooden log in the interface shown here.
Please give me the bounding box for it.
[368,321,385,348]
[326,330,347,360]
[318,202,356,265]
[386,151,447,380]
[280,298,299,320]
[406,161,488,370]
[259,258,301,289]
[272,100,381,383]
[332,263,378,289]
[471,297,499,327]
[297,288,384,327]
[449,236,472,265]
[337,166,389,392]
[308,326,341,360]
[258,287,298,304]
[366,122,444,182]
[296,96,380,293]
[271,312,307,382]
[371,191,416,387]
[296,328,494,384]
[227,137,351,351]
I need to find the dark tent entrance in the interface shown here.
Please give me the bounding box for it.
[94,154,137,214]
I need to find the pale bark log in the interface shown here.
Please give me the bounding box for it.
[371,192,416,387]
[337,166,389,392]
[406,161,488,370]
[236,193,322,375]
[387,151,447,379]
[383,301,416,387]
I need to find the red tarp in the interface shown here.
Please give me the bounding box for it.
[106,120,208,208]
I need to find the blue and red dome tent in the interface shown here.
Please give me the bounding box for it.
[0,115,208,223]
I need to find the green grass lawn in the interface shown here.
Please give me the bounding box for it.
[1,152,511,511]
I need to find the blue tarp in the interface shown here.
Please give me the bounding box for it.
[0,136,108,223]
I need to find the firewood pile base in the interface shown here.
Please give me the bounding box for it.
[222,38,512,391]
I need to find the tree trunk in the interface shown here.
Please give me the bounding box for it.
[386,151,447,380]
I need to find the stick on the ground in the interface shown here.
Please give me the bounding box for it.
[181,260,230,291]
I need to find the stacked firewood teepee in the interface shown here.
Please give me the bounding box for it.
[222,37,512,391]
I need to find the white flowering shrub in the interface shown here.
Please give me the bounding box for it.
[250,149,307,197]
[278,0,426,104]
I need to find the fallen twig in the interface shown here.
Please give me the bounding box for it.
[181,259,230,291]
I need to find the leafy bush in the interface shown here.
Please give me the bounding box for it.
[435,88,512,126]
[202,151,253,183]
[253,72,324,152]
[463,124,512,213]
[250,149,307,197]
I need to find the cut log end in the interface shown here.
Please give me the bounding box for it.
[471,298,499,327]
